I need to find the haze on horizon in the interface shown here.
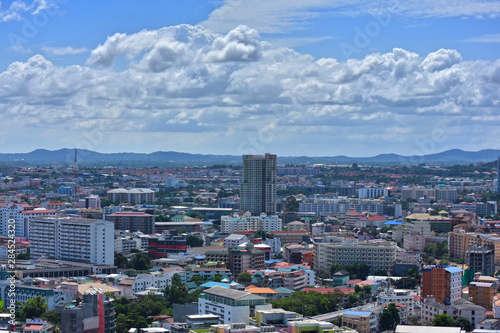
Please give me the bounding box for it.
[0,0,499,157]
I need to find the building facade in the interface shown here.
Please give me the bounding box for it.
[30,217,114,265]
[107,211,155,234]
[420,266,463,305]
[240,154,277,216]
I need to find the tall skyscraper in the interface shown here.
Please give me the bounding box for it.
[240,153,277,216]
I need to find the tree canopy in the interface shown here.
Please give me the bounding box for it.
[379,303,400,332]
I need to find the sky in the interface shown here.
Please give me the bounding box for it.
[0,0,499,157]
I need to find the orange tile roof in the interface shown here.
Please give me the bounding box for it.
[246,287,277,294]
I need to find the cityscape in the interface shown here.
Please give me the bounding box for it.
[0,151,498,332]
[1,0,500,332]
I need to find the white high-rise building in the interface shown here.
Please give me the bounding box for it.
[30,217,114,265]
[0,203,56,238]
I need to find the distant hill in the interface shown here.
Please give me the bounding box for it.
[0,148,498,167]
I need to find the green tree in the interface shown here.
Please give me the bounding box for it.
[41,309,60,326]
[164,274,189,305]
[186,235,204,247]
[20,296,47,321]
[16,253,30,260]
[238,271,252,283]
[284,196,299,212]
[432,314,456,327]
[362,285,372,294]
[455,317,473,332]
[190,276,205,286]
[379,303,400,331]
[114,252,129,269]
[211,273,223,282]
[354,285,362,294]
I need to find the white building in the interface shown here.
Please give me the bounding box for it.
[198,286,270,324]
[117,270,184,295]
[223,234,250,248]
[30,217,114,265]
[0,203,56,238]
[313,238,397,274]
[358,187,389,199]
[377,289,415,320]
[221,213,282,234]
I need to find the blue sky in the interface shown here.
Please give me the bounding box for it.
[0,0,499,157]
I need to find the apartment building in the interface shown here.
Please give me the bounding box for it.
[220,213,282,234]
[107,188,155,204]
[273,230,310,245]
[299,198,385,218]
[313,238,397,274]
[148,236,188,258]
[358,187,389,199]
[448,228,477,259]
[30,217,114,265]
[420,266,463,304]
[469,281,496,310]
[0,203,56,238]
[401,186,436,201]
[107,211,155,234]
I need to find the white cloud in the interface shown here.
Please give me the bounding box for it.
[42,46,88,56]
[0,0,56,22]
[201,0,500,34]
[0,24,499,155]
[463,33,500,43]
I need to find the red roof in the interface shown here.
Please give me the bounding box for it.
[24,325,43,331]
[345,279,363,285]
[303,288,336,294]
[368,215,385,220]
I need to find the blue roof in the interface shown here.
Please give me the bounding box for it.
[445,266,463,273]
[384,221,403,225]
[265,259,282,264]
[200,281,230,288]
[344,310,372,316]
[194,255,206,259]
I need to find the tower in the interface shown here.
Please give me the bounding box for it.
[497,156,500,193]
[240,153,277,216]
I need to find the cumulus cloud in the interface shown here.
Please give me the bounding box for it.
[0,24,499,155]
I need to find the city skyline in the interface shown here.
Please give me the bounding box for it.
[0,1,499,156]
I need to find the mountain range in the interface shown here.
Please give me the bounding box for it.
[0,148,498,167]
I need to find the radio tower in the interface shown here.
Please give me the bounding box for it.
[74,149,78,179]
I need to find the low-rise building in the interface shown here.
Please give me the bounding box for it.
[198,286,270,324]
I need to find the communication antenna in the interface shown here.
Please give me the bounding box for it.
[74,149,78,179]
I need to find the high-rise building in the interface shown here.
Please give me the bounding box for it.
[467,245,495,276]
[30,217,115,265]
[240,153,277,216]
